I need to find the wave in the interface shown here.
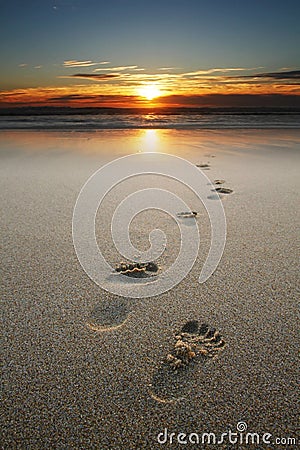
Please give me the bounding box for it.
[0,111,299,130]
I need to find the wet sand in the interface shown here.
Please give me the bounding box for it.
[1,129,299,448]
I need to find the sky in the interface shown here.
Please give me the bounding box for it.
[0,0,299,108]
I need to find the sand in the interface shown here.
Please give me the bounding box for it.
[1,129,299,449]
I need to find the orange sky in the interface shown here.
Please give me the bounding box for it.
[1,66,299,108]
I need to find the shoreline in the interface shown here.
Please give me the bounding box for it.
[1,110,299,132]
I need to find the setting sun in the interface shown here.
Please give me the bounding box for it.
[138,84,161,100]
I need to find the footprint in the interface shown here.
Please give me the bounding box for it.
[149,321,226,403]
[176,211,198,219]
[215,187,233,194]
[196,163,210,170]
[115,261,159,278]
[87,298,132,332]
[213,179,225,185]
[207,194,221,200]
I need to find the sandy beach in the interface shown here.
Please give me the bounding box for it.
[1,129,299,449]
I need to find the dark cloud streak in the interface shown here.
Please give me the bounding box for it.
[243,70,300,80]
[48,94,97,102]
[158,93,300,108]
[71,73,120,80]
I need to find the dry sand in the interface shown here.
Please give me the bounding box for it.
[1,129,299,449]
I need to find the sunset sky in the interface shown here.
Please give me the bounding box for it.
[1,0,299,108]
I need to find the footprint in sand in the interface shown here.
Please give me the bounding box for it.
[114,261,159,278]
[213,179,226,185]
[87,262,159,333]
[176,211,198,219]
[196,163,210,170]
[149,320,226,403]
[208,181,234,198]
[215,187,233,194]
[86,298,132,332]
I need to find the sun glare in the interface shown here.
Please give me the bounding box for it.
[138,84,161,100]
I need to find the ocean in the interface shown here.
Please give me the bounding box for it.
[0,111,299,130]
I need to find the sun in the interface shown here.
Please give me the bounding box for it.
[138,84,161,100]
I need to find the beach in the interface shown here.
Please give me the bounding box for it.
[1,128,299,449]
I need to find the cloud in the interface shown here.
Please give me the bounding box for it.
[48,94,97,102]
[2,64,299,108]
[158,67,182,71]
[63,60,100,68]
[243,70,300,80]
[43,93,145,107]
[158,93,300,108]
[183,67,262,77]
[63,60,111,68]
[55,66,300,95]
[0,91,28,97]
[59,73,120,81]
[1,85,299,109]
[57,66,299,92]
[93,65,138,71]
